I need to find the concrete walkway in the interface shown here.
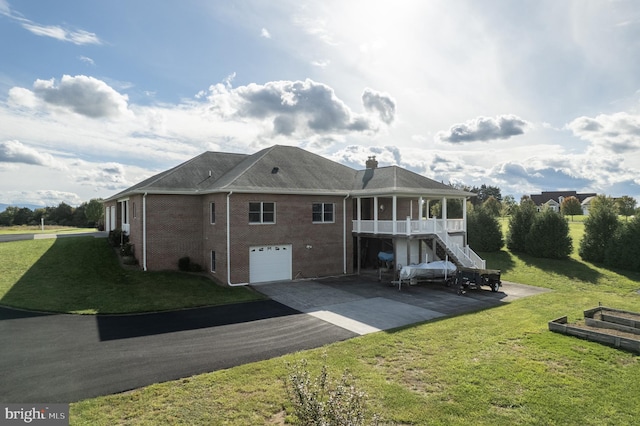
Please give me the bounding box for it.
[252,274,549,335]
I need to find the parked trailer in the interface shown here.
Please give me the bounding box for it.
[452,266,501,295]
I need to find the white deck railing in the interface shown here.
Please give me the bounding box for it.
[353,218,465,235]
[353,218,485,269]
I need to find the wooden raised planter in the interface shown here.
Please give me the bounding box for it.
[548,307,640,354]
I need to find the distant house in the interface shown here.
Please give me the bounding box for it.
[529,191,596,214]
[103,145,482,285]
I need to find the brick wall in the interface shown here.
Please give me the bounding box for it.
[223,193,353,283]
[112,192,355,283]
[144,194,204,271]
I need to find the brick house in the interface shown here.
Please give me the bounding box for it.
[103,145,481,285]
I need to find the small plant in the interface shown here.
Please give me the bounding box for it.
[120,242,134,257]
[178,256,203,272]
[283,355,379,426]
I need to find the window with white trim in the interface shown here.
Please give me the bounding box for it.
[312,203,334,223]
[249,202,275,224]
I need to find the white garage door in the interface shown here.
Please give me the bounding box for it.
[249,244,292,283]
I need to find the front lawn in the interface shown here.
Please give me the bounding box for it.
[69,224,640,424]
[0,237,264,314]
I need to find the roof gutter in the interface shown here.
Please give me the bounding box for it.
[226,191,248,286]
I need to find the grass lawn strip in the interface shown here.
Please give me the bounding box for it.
[0,237,264,314]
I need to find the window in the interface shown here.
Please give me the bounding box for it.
[312,203,334,223]
[249,202,275,224]
[211,251,216,272]
[210,202,216,224]
[132,202,136,219]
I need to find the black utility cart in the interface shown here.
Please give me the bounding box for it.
[453,266,502,295]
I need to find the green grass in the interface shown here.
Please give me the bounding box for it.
[0,237,264,313]
[69,224,640,425]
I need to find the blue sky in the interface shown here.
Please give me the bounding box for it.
[1,0,640,207]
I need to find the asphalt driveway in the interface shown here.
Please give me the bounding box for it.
[0,300,356,403]
[0,274,548,404]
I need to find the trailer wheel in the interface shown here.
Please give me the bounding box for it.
[491,281,500,292]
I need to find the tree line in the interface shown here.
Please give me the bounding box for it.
[0,199,104,228]
[465,193,640,273]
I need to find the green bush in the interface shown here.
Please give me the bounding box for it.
[604,215,640,272]
[467,207,504,252]
[579,195,619,263]
[178,256,203,272]
[283,356,379,425]
[506,200,537,253]
[525,209,572,259]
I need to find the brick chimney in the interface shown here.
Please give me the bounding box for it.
[365,156,378,169]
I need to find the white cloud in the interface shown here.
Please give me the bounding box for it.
[78,56,95,66]
[260,27,271,38]
[567,112,640,153]
[436,115,530,143]
[11,75,130,119]
[2,3,102,45]
[204,79,394,140]
[0,140,63,169]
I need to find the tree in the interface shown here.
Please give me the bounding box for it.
[560,196,582,220]
[85,198,104,226]
[525,209,573,259]
[604,215,640,272]
[47,202,74,226]
[506,198,537,253]
[501,195,517,217]
[579,195,619,263]
[470,184,502,206]
[429,199,463,219]
[482,196,502,218]
[467,207,504,252]
[615,196,637,220]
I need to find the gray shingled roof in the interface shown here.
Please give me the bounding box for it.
[203,145,356,193]
[353,166,473,196]
[105,145,473,200]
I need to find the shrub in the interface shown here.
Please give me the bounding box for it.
[506,199,537,253]
[283,356,379,426]
[525,209,572,259]
[178,256,203,272]
[604,215,640,272]
[579,195,619,263]
[467,207,504,252]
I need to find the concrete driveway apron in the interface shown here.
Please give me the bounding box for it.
[252,275,549,335]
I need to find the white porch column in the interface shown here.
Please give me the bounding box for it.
[462,197,467,232]
[392,195,397,234]
[442,197,447,221]
[356,197,362,233]
[373,196,379,234]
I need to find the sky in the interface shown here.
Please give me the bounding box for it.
[1,0,640,208]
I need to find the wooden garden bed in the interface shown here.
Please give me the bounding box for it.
[549,307,640,354]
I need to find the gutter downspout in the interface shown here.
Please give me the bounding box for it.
[227,191,248,286]
[142,192,147,271]
[343,194,349,274]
